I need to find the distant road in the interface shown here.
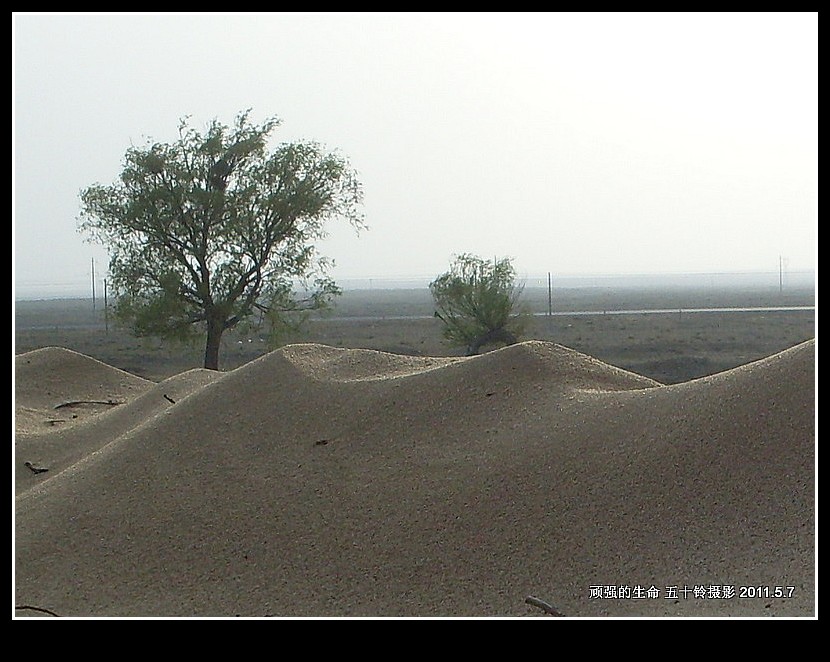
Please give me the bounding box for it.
[542,305,815,316]
[15,305,814,331]
[315,306,815,322]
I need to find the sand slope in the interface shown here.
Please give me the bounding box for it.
[14,340,815,617]
[15,367,224,495]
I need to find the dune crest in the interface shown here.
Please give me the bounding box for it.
[265,340,661,392]
[275,342,461,382]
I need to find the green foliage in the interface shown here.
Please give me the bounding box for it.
[429,254,527,355]
[79,110,364,369]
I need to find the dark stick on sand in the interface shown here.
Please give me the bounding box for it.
[525,595,566,617]
[16,604,60,617]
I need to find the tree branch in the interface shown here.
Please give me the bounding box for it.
[15,604,60,617]
[525,595,565,617]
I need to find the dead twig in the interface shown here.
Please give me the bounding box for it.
[525,595,565,617]
[16,604,60,617]
[54,399,121,409]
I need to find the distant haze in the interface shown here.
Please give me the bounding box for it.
[13,12,817,299]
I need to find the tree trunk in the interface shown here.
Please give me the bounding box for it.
[467,327,518,356]
[204,316,224,370]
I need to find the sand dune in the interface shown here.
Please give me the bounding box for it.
[14,340,815,617]
[15,347,153,436]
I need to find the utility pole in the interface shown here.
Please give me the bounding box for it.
[548,272,553,318]
[779,255,783,294]
[91,258,96,311]
[103,278,109,334]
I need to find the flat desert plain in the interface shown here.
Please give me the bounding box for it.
[14,335,815,617]
[15,285,816,384]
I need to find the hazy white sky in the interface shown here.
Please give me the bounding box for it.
[13,12,817,297]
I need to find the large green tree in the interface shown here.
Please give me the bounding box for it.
[79,110,364,370]
[430,254,527,355]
